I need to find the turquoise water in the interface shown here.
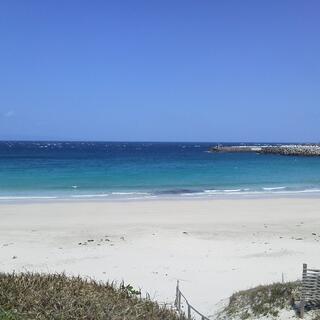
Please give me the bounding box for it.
[1,141,320,200]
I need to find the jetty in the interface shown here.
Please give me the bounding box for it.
[209,144,320,156]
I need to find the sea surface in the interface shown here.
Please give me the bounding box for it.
[1,141,320,201]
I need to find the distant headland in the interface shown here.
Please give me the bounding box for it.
[209,144,320,156]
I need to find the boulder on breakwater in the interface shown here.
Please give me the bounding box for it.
[209,145,320,156]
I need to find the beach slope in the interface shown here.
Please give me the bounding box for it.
[0,198,319,316]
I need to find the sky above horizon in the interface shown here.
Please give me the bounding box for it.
[0,1,320,142]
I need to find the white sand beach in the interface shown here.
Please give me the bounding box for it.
[1,198,320,317]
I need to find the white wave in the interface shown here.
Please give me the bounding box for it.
[301,189,320,193]
[181,192,208,196]
[111,192,150,195]
[121,196,157,200]
[71,194,109,198]
[204,189,243,194]
[0,196,57,200]
[204,189,218,193]
[263,186,286,191]
[278,189,320,194]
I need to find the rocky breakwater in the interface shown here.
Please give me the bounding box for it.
[259,145,320,156]
[209,145,320,156]
[210,146,262,153]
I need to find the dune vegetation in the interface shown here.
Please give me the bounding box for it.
[215,281,320,320]
[0,272,184,320]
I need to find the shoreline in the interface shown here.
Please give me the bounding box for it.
[1,197,320,316]
[1,190,320,204]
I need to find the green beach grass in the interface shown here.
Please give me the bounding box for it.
[0,272,184,320]
[216,281,320,320]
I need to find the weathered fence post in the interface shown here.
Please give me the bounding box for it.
[174,281,210,320]
[175,280,180,312]
[300,263,307,318]
[187,304,191,319]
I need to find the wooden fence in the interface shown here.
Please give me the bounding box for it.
[174,264,320,319]
[174,281,210,320]
[300,263,320,318]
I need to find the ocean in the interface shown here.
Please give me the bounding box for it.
[1,141,320,201]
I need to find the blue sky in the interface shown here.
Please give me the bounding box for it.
[0,1,319,142]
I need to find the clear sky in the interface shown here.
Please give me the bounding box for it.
[0,1,319,142]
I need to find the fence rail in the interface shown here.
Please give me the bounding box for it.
[174,281,210,320]
[300,263,320,318]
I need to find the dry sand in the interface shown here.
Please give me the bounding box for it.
[0,198,320,317]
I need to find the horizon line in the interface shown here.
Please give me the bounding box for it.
[0,139,319,144]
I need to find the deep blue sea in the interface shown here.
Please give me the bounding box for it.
[1,141,320,201]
